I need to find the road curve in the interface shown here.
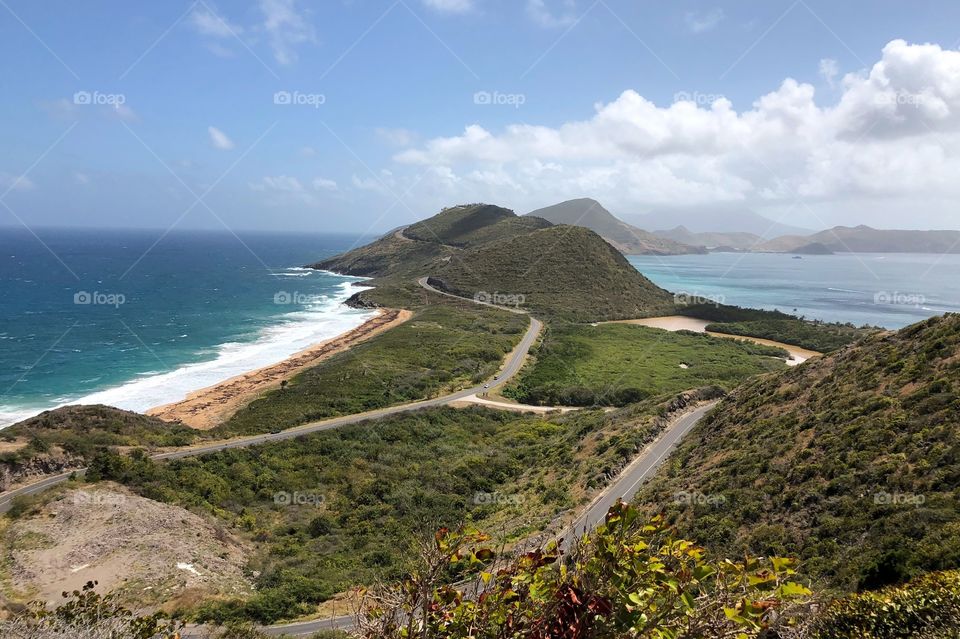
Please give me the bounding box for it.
[0,278,539,514]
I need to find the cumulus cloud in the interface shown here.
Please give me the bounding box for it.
[312,177,338,191]
[188,5,243,38]
[422,0,474,13]
[819,58,839,87]
[685,8,724,34]
[388,40,960,226]
[526,0,577,29]
[259,0,315,65]
[208,126,235,150]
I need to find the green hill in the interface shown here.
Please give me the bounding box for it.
[527,198,704,255]
[429,224,675,321]
[638,313,960,592]
[313,204,674,321]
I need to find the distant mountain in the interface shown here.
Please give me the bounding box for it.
[526,198,705,255]
[314,203,675,321]
[653,226,764,251]
[640,313,960,591]
[758,225,960,254]
[627,205,814,239]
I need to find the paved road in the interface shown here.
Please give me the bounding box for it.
[0,277,538,514]
[258,401,717,637]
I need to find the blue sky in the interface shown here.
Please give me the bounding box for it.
[2,0,960,235]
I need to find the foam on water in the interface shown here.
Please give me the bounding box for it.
[0,279,376,428]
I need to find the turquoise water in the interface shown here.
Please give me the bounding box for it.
[628,252,960,329]
[0,228,373,427]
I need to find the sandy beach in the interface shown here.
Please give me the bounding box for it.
[148,308,413,429]
[607,316,822,365]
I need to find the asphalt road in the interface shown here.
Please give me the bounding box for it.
[2,276,713,637]
[0,277,537,513]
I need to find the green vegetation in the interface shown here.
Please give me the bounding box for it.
[359,501,812,639]
[432,225,675,322]
[212,302,526,437]
[83,396,701,624]
[678,302,878,352]
[0,405,198,480]
[315,203,676,322]
[639,314,960,593]
[808,570,960,638]
[706,319,876,352]
[505,323,786,407]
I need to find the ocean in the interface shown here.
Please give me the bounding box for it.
[0,228,376,428]
[628,252,960,329]
[3,229,959,429]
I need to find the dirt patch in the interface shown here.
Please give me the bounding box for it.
[148,308,413,429]
[1,484,252,613]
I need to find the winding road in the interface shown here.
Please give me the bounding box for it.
[1,276,716,637]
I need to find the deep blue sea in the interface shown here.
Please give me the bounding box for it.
[0,228,374,427]
[628,252,960,330]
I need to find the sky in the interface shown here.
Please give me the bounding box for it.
[2,0,960,237]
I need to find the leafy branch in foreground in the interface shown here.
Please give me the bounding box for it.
[0,581,183,639]
[357,501,812,638]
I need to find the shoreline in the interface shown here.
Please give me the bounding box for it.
[606,316,821,365]
[147,308,413,429]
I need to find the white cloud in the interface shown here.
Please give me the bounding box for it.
[819,58,839,87]
[0,173,35,193]
[259,0,316,65]
[388,40,960,226]
[526,0,577,29]
[188,6,243,38]
[376,127,418,147]
[208,126,235,150]
[312,177,338,191]
[685,8,724,34]
[251,175,304,192]
[422,0,474,13]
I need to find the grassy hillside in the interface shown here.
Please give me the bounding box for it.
[504,323,787,406]
[212,301,527,437]
[638,313,960,592]
[528,198,703,255]
[309,230,449,278]
[86,397,692,624]
[403,204,546,247]
[431,225,675,322]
